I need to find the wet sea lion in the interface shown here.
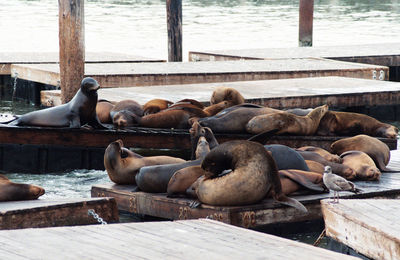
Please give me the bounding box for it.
[277,170,326,195]
[305,160,325,174]
[317,111,398,139]
[246,104,329,135]
[189,121,219,160]
[210,87,245,105]
[340,151,381,181]
[111,99,144,128]
[196,140,307,211]
[264,144,309,171]
[331,134,390,171]
[203,101,231,117]
[143,99,173,115]
[134,108,200,129]
[0,174,45,201]
[10,77,105,129]
[96,100,114,124]
[104,139,185,185]
[297,146,342,163]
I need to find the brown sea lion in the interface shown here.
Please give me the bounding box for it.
[277,170,326,195]
[317,111,398,139]
[143,99,173,115]
[203,101,231,117]
[196,140,307,211]
[134,108,201,129]
[210,87,245,105]
[331,134,390,171]
[189,121,219,160]
[96,100,114,124]
[104,139,185,185]
[9,77,105,129]
[171,99,205,109]
[246,104,329,135]
[305,160,325,174]
[296,150,356,180]
[297,146,342,163]
[111,99,144,128]
[0,174,45,201]
[340,151,381,181]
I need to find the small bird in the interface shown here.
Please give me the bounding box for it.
[323,166,362,203]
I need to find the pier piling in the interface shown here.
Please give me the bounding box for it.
[166,0,183,62]
[299,0,314,47]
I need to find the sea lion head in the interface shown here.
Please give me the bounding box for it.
[26,184,45,200]
[104,139,124,171]
[376,125,398,139]
[81,77,100,94]
[113,111,137,128]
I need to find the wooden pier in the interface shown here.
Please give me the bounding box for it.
[321,199,400,260]
[0,197,119,230]
[91,150,400,228]
[10,58,388,88]
[0,219,358,259]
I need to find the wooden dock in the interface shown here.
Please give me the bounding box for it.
[10,58,388,88]
[321,199,400,260]
[41,76,400,108]
[0,51,164,75]
[0,219,358,259]
[0,197,119,230]
[91,150,400,228]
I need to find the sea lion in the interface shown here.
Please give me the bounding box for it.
[297,146,342,163]
[189,121,219,160]
[296,150,356,180]
[210,87,245,106]
[96,100,114,124]
[134,109,200,129]
[111,99,144,128]
[340,151,381,181]
[277,170,326,195]
[104,139,185,185]
[0,174,45,201]
[264,144,309,171]
[143,99,173,115]
[317,111,398,139]
[196,140,307,211]
[331,134,390,171]
[203,101,231,117]
[305,160,325,174]
[246,104,329,135]
[10,77,105,129]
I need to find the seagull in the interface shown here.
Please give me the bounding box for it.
[323,166,361,203]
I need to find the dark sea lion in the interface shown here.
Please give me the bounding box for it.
[111,99,144,128]
[297,150,356,180]
[0,174,45,201]
[277,170,326,195]
[210,87,245,105]
[331,134,390,171]
[10,77,105,128]
[196,140,307,211]
[317,111,398,139]
[143,99,173,115]
[246,104,329,135]
[305,160,325,174]
[297,146,342,163]
[96,100,114,124]
[104,139,185,185]
[264,144,309,171]
[340,150,381,181]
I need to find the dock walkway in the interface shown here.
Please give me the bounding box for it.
[321,199,400,260]
[0,219,358,260]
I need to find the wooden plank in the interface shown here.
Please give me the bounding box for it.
[299,0,314,47]
[0,219,358,260]
[0,197,119,230]
[41,76,400,108]
[11,58,389,88]
[321,199,400,260]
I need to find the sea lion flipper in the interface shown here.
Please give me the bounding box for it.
[274,194,308,213]
[279,171,324,192]
[189,200,202,208]
[89,116,108,129]
[247,129,279,144]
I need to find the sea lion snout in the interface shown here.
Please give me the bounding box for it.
[30,186,45,198]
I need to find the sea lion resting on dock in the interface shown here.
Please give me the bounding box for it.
[340,151,381,181]
[277,170,326,195]
[104,139,185,185]
[297,146,342,164]
[0,174,45,201]
[9,77,105,129]
[143,99,173,115]
[96,100,115,124]
[111,99,144,128]
[210,87,245,106]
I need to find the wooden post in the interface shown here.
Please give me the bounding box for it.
[58,0,85,103]
[166,0,182,62]
[299,0,314,47]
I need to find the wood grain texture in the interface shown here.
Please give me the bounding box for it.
[299,0,314,47]
[166,0,182,62]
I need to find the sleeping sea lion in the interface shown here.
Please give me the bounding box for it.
[277,170,326,195]
[246,104,329,135]
[104,139,185,185]
[0,174,45,201]
[317,111,398,139]
[10,77,105,129]
[331,134,390,171]
[143,99,173,115]
[264,144,309,171]
[305,160,325,174]
[340,151,381,181]
[96,100,114,124]
[210,87,245,105]
[297,146,342,163]
[111,99,144,128]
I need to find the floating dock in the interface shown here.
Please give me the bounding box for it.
[321,199,400,260]
[10,58,388,88]
[41,76,400,109]
[0,197,119,230]
[91,150,400,228]
[0,219,358,259]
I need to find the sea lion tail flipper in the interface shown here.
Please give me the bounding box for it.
[280,171,325,192]
[247,128,279,144]
[274,194,308,213]
[0,114,18,125]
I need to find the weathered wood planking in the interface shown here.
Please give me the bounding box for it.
[11,58,388,88]
[0,52,164,75]
[0,219,357,260]
[91,150,400,228]
[189,42,400,67]
[0,198,119,230]
[41,76,400,108]
[321,199,400,260]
